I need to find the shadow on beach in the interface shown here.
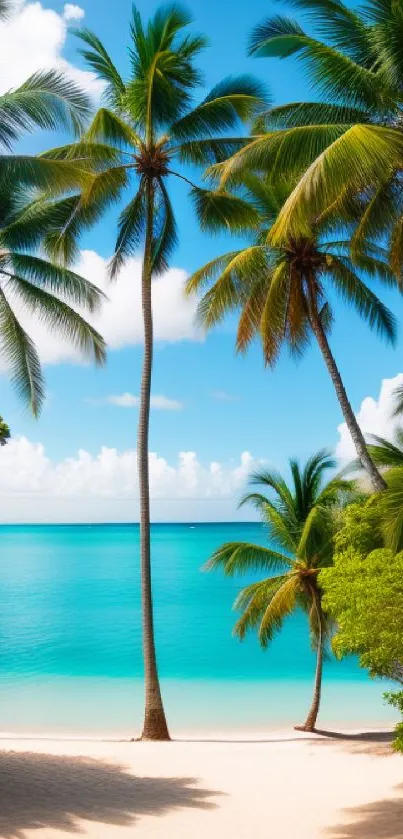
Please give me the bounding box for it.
[328,784,403,838]
[311,729,394,757]
[0,750,218,838]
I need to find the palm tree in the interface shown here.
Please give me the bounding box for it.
[208,0,403,256]
[0,415,10,446]
[206,450,355,732]
[187,175,394,491]
[32,5,266,740]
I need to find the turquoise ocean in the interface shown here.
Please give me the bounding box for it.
[0,523,397,736]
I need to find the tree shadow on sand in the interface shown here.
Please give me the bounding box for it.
[311,730,394,758]
[328,784,403,839]
[0,750,219,838]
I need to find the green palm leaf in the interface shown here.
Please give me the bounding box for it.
[0,286,44,416]
[206,541,293,575]
[5,275,106,366]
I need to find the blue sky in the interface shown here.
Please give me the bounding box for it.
[1,0,403,522]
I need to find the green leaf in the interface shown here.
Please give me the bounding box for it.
[0,286,44,416]
[109,178,147,279]
[152,177,178,273]
[8,253,106,313]
[4,275,106,367]
[191,187,260,233]
[206,541,292,575]
[170,76,269,141]
[73,27,126,109]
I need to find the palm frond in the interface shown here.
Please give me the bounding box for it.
[7,253,105,312]
[152,177,178,273]
[329,256,397,344]
[233,574,291,643]
[270,126,403,242]
[205,541,293,575]
[4,275,106,366]
[170,76,268,141]
[109,178,147,279]
[0,286,44,416]
[73,27,126,109]
[191,187,260,233]
[0,70,92,140]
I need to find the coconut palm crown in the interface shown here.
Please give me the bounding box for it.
[187,175,396,491]
[206,449,355,731]
[208,0,403,256]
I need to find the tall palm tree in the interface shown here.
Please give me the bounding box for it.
[207,450,355,732]
[187,176,394,491]
[32,5,266,739]
[208,0,403,256]
[0,414,10,446]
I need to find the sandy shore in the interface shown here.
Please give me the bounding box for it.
[0,731,401,838]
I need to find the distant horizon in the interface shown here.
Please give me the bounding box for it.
[0,520,263,527]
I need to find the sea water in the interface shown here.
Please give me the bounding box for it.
[0,523,396,735]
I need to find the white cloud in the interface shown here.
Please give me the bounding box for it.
[0,438,260,522]
[0,1,100,97]
[336,372,403,461]
[96,393,184,411]
[1,250,201,370]
[63,3,85,20]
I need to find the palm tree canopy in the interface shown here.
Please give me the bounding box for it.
[206,449,355,647]
[0,190,107,416]
[26,4,267,270]
[0,4,109,415]
[186,175,398,366]
[209,0,403,254]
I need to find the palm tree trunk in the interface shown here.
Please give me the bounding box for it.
[138,178,170,741]
[295,592,323,733]
[308,298,386,493]
[301,639,323,733]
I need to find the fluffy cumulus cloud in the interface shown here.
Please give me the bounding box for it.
[0,439,260,522]
[336,372,403,461]
[0,1,101,97]
[1,251,201,371]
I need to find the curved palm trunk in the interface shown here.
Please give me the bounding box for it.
[308,300,386,493]
[295,592,323,733]
[138,179,170,741]
[301,638,323,733]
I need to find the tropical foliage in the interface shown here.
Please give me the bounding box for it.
[0,414,10,446]
[206,450,355,731]
[207,0,403,254]
[0,2,107,414]
[187,175,394,490]
[320,502,403,749]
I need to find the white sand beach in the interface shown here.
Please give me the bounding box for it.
[0,730,401,838]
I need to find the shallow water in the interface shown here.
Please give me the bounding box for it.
[0,523,396,734]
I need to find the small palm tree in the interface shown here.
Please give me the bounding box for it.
[207,450,355,732]
[33,5,266,740]
[0,414,10,446]
[187,176,393,491]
